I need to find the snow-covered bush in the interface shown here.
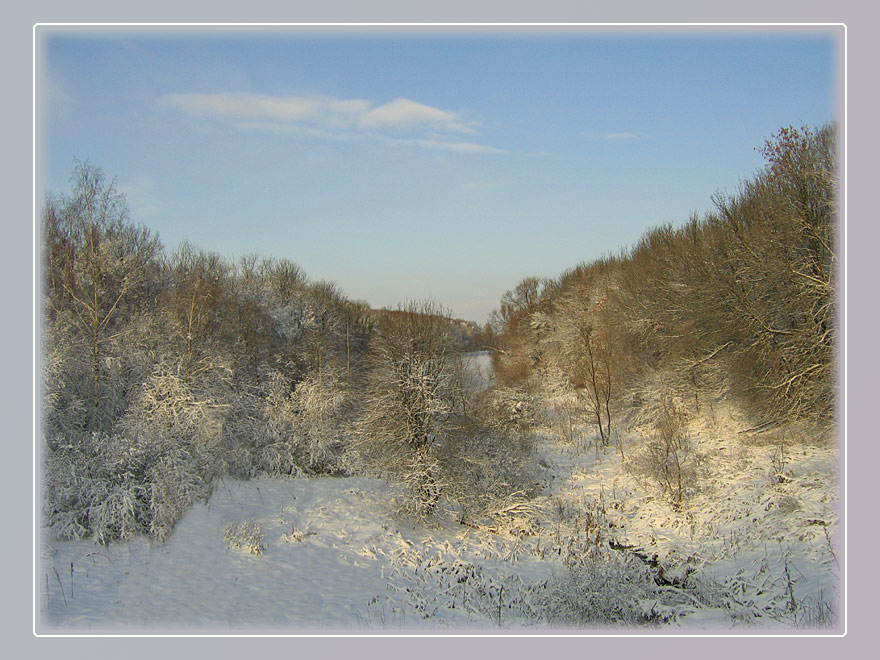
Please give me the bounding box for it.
[223,519,265,555]
[214,387,271,479]
[441,427,542,535]
[280,525,306,543]
[260,366,353,476]
[627,398,704,508]
[351,302,468,518]
[288,366,352,471]
[474,386,543,440]
[133,362,230,448]
[145,444,215,541]
[43,358,225,544]
[43,431,212,544]
[41,322,92,442]
[538,553,661,627]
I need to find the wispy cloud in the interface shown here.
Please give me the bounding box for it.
[454,178,511,193]
[160,92,320,121]
[158,91,500,154]
[361,98,477,134]
[395,138,507,155]
[582,131,640,141]
[118,175,163,219]
[603,132,638,140]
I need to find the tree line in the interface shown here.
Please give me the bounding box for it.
[488,124,838,454]
[40,122,838,542]
[40,168,529,542]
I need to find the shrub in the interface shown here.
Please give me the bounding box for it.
[287,366,352,472]
[628,399,703,508]
[260,366,352,476]
[351,301,467,518]
[473,386,542,441]
[43,431,212,544]
[539,553,660,627]
[223,519,265,555]
[441,423,541,533]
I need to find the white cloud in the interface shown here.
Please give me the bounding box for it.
[360,98,476,134]
[581,131,640,141]
[230,121,337,140]
[158,91,499,154]
[407,139,507,155]
[603,132,638,140]
[118,175,163,219]
[159,92,319,121]
[454,178,510,193]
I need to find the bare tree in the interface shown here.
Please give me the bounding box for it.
[575,321,614,447]
[341,299,374,382]
[300,280,346,373]
[710,124,838,424]
[42,162,162,429]
[490,276,553,385]
[161,242,231,384]
[544,264,624,452]
[259,257,307,305]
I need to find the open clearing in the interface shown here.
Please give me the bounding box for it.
[39,414,838,633]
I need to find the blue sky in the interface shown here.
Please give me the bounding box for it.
[38,27,839,323]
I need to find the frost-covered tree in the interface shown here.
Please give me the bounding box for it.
[353,301,468,517]
[710,124,838,423]
[42,162,162,431]
[160,242,232,383]
[299,280,346,373]
[489,276,553,385]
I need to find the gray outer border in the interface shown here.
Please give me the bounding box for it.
[7,0,875,656]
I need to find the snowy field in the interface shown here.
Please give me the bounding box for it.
[37,413,839,634]
[38,472,557,632]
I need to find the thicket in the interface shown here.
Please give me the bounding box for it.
[40,166,526,543]
[41,123,837,542]
[40,163,383,542]
[489,124,838,454]
[349,301,538,523]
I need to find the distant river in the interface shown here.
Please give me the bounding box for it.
[463,350,494,392]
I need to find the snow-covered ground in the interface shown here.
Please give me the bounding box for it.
[37,410,839,634]
[38,474,552,632]
[534,424,840,630]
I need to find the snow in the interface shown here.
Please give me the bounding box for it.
[39,475,546,632]
[38,412,839,633]
[37,355,839,634]
[532,425,839,630]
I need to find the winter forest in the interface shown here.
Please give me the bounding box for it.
[38,124,840,632]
